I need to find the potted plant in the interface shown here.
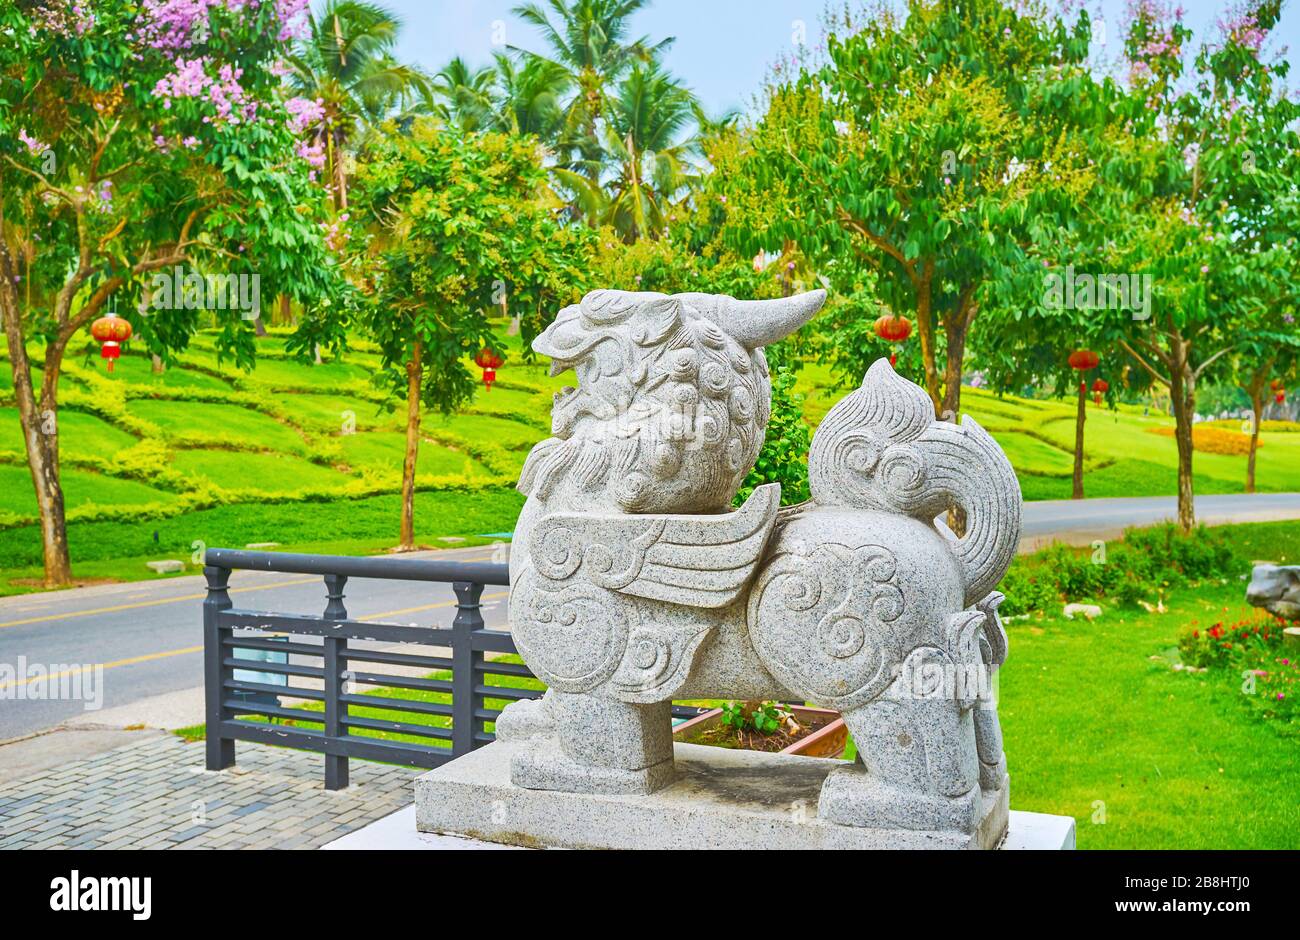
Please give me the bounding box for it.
[673,700,848,758]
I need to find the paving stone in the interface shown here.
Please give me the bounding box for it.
[0,736,415,850]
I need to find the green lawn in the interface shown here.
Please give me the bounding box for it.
[0,407,137,463]
[336,431,494,478]
[169,449,354,494]
[1002,578,1299,848]
[0,462,171,518]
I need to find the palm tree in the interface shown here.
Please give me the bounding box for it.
[556,63,701,241]
[432,54,572,142]
[287,0,432,212]
[431,57,497,133]
[511,0,673,181]
[491,53,573,140]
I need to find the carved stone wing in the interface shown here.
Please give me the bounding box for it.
[528,484,780,609]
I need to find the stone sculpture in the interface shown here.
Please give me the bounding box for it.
[496,287,1023,842]
[1246,564,1300,620]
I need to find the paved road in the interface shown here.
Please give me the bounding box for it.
[2,492,1298,742]
[1017,492,1300,552]
[0,545,511,741]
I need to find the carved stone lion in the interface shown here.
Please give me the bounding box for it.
[498,288,1023,840]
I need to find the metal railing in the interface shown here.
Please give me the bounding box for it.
[202,549,533,790]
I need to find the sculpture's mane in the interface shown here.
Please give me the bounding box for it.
[520,290,772,514]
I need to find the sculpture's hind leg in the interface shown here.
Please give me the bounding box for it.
[508,692,675,796]
[818,650,982,835]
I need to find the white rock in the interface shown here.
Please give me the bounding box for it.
[244,542,280,550]
[146,560,184,574]
[1063,603,1102,620]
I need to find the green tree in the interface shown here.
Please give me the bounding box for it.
[711,0,1097,417]
[349,119,593,548]
[1090,0,1300,528]
[0,0,342,586]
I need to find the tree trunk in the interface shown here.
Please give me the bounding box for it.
[1169,363,1196,531]
[398,342,423,551]
[1242,358,1272,496]
[914,263,942,412]
[331,126,348,214]
[0,287,72,586]
[278,294,292,327]
[1246,388,1264,494]
[941,318,967,419]
[1072,379,1086,500]
[151,354,164,374]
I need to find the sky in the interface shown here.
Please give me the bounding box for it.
[356,0,1300,118]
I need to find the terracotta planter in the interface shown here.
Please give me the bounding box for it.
[673,705,848,758]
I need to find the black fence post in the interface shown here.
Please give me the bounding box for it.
[203,564,234,771]
[322,573,349,790]
[451,581,486,757]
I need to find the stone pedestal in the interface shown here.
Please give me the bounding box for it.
[415,740,1010,850]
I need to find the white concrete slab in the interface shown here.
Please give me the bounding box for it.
[322,802,1074,850]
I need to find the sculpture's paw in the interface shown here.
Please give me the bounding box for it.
[978,755,1009,792]
[493,694,554,743]
[818,765,981,835]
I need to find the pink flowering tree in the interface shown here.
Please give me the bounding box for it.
[0,0,346,586]
[1086,0,1300,529]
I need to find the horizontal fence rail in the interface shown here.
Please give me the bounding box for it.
[202,548,713,789]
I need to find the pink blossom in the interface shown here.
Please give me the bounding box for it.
[17,129,48,156]
[297,140,326,170]
[285,97,326,135]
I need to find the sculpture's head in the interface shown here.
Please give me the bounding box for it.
[520,288,825,514]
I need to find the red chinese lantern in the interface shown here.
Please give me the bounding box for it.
[873,310,913,366]
[90,312,132,373]
[474,348,504,391]
[1091,378,1109,405]
[1068,349,1100,372]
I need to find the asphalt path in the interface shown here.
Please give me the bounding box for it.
[0,545,510,741]
[3,492,1298,741]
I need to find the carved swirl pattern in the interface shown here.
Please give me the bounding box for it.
[530,518,665,589]
[748,543,907,710]
[508,569,630,694]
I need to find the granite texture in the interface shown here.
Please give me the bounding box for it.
[1246,564,1300,620]
[490,288,1024,847]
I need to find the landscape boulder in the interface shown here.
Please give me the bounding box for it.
[1246,564,1300,621]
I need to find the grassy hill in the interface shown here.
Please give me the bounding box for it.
[1,330,1297,593]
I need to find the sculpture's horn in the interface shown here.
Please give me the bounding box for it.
[718,289,826,348]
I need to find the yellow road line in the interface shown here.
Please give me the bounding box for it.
[356,591,509,622]
[0,645,204,692]
[0,578,317,630]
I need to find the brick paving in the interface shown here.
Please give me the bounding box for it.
[0,733,416,849]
